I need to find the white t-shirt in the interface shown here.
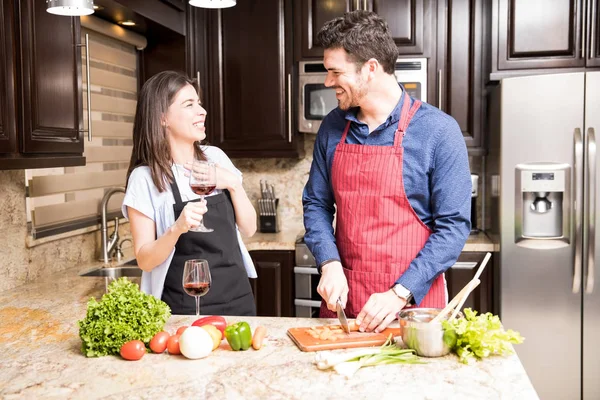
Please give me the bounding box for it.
[121,145,257,300]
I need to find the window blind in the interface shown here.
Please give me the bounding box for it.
[26,21,144,239]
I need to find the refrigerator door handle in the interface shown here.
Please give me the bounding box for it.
[574,128,584,293]
[586,127,596,294]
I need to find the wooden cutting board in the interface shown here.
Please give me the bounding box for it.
[287,325,402,352]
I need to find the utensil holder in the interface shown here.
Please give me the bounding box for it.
[258,198,279,233]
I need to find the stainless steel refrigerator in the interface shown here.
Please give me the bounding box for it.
[487,71,600,400]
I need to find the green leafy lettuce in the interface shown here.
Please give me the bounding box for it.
[442,308,524,364]
[78,277,171,357]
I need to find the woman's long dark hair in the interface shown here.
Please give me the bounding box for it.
[126,70,207,192]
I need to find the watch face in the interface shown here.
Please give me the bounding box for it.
[394,285,410,299]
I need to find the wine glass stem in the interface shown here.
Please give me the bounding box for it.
[195,296,200,317]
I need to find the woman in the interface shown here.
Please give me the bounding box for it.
[122,70,257,316]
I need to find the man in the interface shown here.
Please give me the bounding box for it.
[302,10,471,333]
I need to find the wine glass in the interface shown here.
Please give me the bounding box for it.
[189,159,217,232]
[182,259,211,317]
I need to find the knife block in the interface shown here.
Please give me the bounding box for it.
[258,198,279,233]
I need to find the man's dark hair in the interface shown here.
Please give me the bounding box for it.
[317,10,398,74]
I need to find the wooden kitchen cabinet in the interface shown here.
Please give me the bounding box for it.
[193,0,302,158]
[437,0,487,149]
[0,0,16,156]
[445,252,495,315]
[491,0,600,79]
[294,0,435,61]
[249,250,295,317]
[0,0,85,170]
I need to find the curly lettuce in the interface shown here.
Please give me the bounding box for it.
[78,277,171,357]
[442,308,524,364]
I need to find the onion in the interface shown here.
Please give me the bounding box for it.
[179,326,214,359]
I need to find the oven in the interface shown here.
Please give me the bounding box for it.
[294,234,321,317]
[298,57,428,134]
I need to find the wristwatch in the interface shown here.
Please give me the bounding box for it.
[392,283,413,303]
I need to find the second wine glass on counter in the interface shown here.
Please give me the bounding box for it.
[189,159,216,232]
[182,259,211,317]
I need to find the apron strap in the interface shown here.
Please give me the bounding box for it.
[170,178,184,205]
[394,93,422,148]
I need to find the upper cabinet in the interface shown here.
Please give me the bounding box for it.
[437,0,487,149]
[189,0,303,158]
[491,0,600,79]
[0,0,16,156]
[295,0,433,60]
[0,0,84,170]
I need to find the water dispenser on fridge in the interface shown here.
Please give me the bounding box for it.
[514,163,571,248]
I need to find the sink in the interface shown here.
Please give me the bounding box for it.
[79,261,142,279]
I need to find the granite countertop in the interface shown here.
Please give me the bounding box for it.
[0,267,537,399]
[244,223,496,253]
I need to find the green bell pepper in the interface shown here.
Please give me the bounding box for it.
[224,321,252,351]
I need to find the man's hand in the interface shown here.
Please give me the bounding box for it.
[355,290,407,333]
[316,261,348,312]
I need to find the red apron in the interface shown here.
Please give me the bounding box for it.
[320,93,447,318]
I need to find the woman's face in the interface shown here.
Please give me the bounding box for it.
[163,83,207,144]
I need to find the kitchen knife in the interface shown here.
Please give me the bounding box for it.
[336,298,350,334]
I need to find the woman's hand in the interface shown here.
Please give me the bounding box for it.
[173,200,207,234]
[213,163,241,191]
[183,161,240,191]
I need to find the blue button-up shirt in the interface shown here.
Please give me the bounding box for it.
[302,92,471,305]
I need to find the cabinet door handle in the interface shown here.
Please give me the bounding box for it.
[287,73,292,143]
[77,33,93,142]
[363,0,368,10]
[196,70,201,91]
[354,0,360,11]
[437,69,443,111]
[450,262,478,270]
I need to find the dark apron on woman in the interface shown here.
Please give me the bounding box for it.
[161,180,256,316]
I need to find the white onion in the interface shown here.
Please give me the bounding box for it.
[179,326,214,359]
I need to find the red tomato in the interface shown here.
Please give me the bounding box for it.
[167,334,181,355]
[176,326,188,336]
[149,331,170,354]
[120,340,146,361]
[191,316,227,335]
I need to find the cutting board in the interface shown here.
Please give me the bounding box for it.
[287,325,402,352]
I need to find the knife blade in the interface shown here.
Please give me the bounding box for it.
[336,298,350,334]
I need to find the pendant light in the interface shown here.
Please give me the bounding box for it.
[46,0,95,16]
[189,0,236,9]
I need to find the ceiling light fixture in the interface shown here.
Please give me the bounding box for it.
[189,0,236,9]
[119,20,136,26]
[46,0,95,16]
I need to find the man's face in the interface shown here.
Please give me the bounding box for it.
[323,48,368,111]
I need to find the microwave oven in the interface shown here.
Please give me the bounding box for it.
[298,58,428,134]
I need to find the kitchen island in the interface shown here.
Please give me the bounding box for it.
[0,267,536,399]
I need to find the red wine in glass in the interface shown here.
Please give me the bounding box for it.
[183,282,211,296]
[190,184,216,196]
[188,160,217,232]
[182,259,211,316]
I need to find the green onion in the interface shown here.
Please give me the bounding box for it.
[314,335,426,378]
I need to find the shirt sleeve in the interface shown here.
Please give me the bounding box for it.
[122,167,157,221]
[397,117,472,305]
[302,123,341,266]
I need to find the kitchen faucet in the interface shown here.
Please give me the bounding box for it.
[101,187,126,264]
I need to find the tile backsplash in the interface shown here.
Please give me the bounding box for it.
[1,133,484,292]
[0,170,130,293]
